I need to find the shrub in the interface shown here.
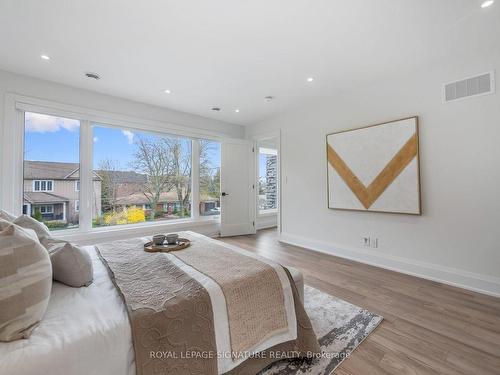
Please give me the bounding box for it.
[44,220,67,229]
[102,207,145,226]
[32,210,43,222]
[103,211,127,226]
[127,207,146,224]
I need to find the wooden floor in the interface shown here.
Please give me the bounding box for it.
[220,228,500,375]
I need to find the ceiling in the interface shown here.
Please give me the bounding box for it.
[0,0,498,126]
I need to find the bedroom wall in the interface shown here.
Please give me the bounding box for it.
[0,69,244,139]
[246,54,500,296]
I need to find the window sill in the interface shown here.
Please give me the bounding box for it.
[258,210,278,217]
[53,216,220,245]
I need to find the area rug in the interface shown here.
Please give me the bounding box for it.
[259,285,383,375]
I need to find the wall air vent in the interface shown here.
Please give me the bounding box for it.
[444,71,495,103]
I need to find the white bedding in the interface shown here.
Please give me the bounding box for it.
[0,246,136,375]
[0,236,298,375]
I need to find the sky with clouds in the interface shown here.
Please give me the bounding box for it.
[24,112,221,171]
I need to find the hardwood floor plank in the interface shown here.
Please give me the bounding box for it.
[219,229,500,374]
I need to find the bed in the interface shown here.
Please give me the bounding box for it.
[0,232,317,375]
[0,244,135,375]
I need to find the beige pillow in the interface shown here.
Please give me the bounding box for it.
[0,219,52,342]
[0,209,16,222]
[13,215,51,240]
[42,238,93,287]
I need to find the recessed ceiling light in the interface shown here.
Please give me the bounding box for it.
[234,109,240,113]
[481,0,494,8]
[307,77,314,82]
[264,96,274,102]
[40,54,50,60]
[212,107,221,111]
[164,89,171,94]
[84,72,100,80]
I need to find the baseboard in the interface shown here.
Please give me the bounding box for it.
[256,214,278,230]
[279,232,500,298]
[256,223,278,230]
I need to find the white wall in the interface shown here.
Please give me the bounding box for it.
[0,69,244,139]
[246,55,500,296]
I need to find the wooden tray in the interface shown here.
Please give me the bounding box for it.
[143,238,191,253]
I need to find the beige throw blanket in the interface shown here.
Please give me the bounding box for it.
[96,232,319,375]
[172,234,288,355]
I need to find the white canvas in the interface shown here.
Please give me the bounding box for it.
[327,117,421,214]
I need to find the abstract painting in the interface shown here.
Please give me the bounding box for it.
[326,117,421,214]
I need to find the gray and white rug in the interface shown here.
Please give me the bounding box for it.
[259,286,383,375]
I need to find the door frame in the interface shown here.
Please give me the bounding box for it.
[252,129,281,234]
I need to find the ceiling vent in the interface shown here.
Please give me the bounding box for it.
[444,71,495,103]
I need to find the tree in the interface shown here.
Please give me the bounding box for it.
[130,137,216,220]
[163,139,217,218]
[208,167,220,198]
[132,137,174,219]
[165,138,192,218]
[199,141,219,198]
[97,159,120,214]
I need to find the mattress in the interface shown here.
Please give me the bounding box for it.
[0,246,136,375]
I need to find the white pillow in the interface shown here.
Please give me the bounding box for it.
[0,219,52,342]
[13,215,51,240]
[0,209,16,222]
[41,238,94,287]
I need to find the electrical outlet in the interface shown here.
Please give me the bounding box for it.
[363,237,371,247]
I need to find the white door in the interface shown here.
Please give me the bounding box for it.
[220,139,256,237]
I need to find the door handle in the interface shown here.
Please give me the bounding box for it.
[221,192,229,197]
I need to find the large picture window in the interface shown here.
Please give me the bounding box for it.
[21,109,221,234]
[23,112,81,230]
[92,125,193,227]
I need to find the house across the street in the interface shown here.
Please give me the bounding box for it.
[102,170,220,217]
[23,161,220,226]
[23,161,102,225]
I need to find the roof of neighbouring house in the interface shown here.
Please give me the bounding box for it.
[115,191,182,205]
[115,191,218,205]
[24,161,101,180]
[95,170,147,183]
[24,192,69,204]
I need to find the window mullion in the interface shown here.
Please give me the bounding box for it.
[191,139,200,220]
[79,120,93,231]
[2,108,25,215]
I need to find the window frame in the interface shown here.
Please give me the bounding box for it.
[33,179,54,192]
[252,130,281,234]
[3,93,227,241]
[38,204,54,214]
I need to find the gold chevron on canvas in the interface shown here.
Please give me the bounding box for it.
[327,133,418,209]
